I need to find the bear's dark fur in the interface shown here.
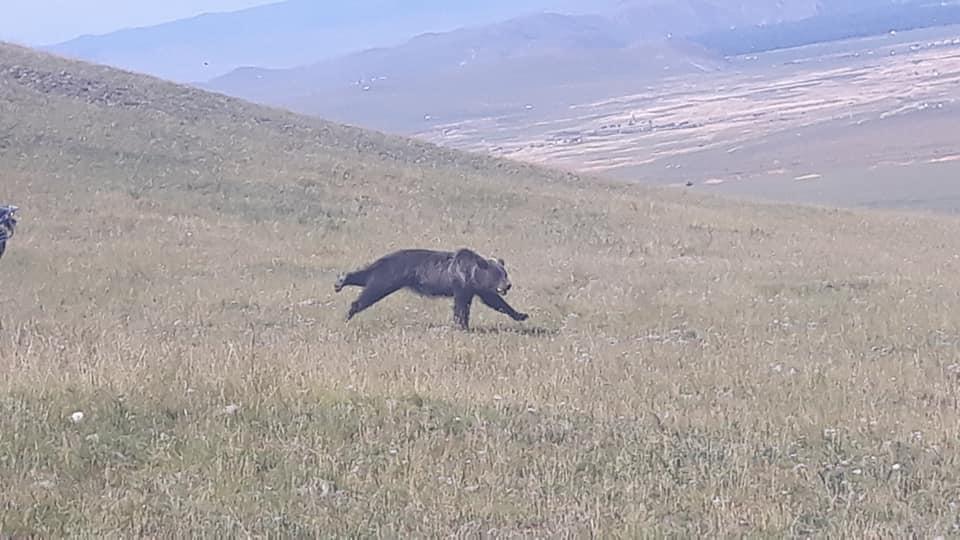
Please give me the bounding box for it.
[334,248,529,329]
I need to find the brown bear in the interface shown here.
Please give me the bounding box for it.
[0,205,18,261]
[334,248,529,329]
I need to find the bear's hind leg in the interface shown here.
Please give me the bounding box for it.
[335,269,369,293]
[346,280,402,320]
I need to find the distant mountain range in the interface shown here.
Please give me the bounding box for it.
[696,1,960,55]
[197,0,825,132]
[205,12,653,102]
[43,0,829,84]
[38,0,960,135]
[43,0,624,83]
[199,11,727,132]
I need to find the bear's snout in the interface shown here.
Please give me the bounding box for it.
[497,282,512,295]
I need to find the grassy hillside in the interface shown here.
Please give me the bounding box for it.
[4,42,960,537]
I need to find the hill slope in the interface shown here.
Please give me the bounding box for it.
[4,42,960,537]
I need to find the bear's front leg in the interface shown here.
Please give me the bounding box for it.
[478,291,529,322]
[453,291,474,330]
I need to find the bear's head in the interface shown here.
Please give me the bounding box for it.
[481,256,512,296]
[455,249,513,296]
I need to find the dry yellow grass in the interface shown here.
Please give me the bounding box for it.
[3,42,960,537]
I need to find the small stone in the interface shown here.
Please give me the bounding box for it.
[317,479,336,497]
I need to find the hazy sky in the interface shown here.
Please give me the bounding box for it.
[0,0,278,45]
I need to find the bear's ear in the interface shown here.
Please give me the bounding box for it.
[497,258,505,267]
